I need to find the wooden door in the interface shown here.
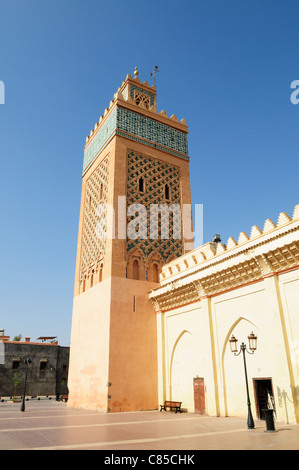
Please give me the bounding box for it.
[253,378,275,420]
[193,377,205,414]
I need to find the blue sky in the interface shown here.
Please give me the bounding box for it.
[0,0,298,346]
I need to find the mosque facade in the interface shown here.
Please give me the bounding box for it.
[68,70,299,424]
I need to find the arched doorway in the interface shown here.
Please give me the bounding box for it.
[170,330,200,412]
[222,317,258,418]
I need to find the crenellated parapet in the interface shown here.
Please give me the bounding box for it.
[83,69,189,174]
[150,205,299,311]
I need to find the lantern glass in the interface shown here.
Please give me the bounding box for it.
[229,335,238,353]
[248,332,257,351]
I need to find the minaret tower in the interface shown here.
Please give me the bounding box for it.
[68,69,193,412]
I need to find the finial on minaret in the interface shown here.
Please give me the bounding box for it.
[134,67,139,78]
[150,66,159,87]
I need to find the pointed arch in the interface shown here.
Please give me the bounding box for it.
[147,251,164,283]
[126,247,146,280]
[169,330,192,401]
[133,259,139,280]
[221,316,258,364]
[221,317,258,416]
[170,330,192,375]
[152,262,159,283]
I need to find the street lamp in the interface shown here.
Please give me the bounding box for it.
[20,358,32,412]
[229,331,257,429]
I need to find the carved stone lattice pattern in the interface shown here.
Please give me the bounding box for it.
[80,156,109,280]
[133,89,150,109]
[130,84,155,107]
[126,150,183,262]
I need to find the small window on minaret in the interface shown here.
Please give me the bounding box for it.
[165,184,170,200]
[133,260,139,280]
[139,177,144,193]
[99,183,103,200]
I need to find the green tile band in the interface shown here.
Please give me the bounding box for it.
[83,107,189,174]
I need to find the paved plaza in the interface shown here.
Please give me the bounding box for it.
[0,398,298,451]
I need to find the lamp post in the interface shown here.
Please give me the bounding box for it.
[20,358,32,412]
[229,331,257,429]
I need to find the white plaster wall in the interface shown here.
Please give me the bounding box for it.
[212,280,293,421]
[159,271,299,423]
[279,271,299,383]
[162,302,216,414]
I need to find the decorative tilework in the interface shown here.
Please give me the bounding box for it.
[83,106,189,174]
[122,85,128,101]
[117,107,188,156]
[83,108,117,172]
[126,150,183,262]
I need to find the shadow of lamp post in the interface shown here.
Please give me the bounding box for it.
[20,358,32,412]
[229,332,257,429]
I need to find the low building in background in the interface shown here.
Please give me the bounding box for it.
[0,333,69,399]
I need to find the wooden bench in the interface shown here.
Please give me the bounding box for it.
[160,400,182,413]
